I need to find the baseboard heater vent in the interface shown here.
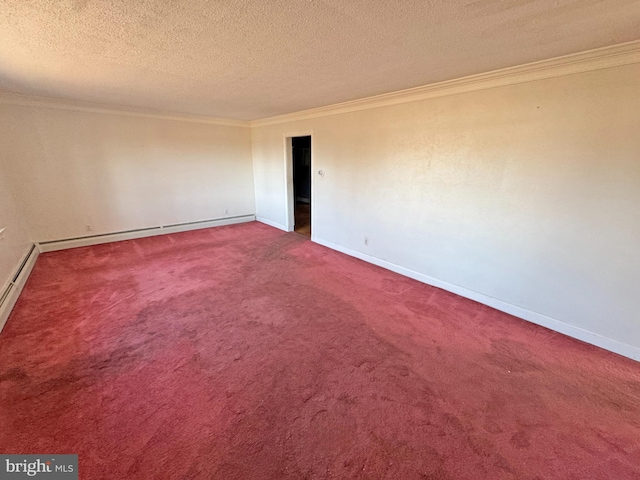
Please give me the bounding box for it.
[162,215,249,229]
[37,214,256,253]
[0,244,40,333]
[38,227,162,246]
[0,283,13,309]
[12,244,37,282]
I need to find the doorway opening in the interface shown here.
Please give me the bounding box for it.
[292,136,312,237]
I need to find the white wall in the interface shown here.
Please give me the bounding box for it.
[0,166,31,290]
[2,61,639,358]
[252,63,640,354]
[0,104,254,242]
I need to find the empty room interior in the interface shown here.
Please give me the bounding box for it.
[1,1,640,478]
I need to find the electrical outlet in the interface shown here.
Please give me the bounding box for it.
[364,236,368,246]
[85,224,92,232]
[224,209,229,215]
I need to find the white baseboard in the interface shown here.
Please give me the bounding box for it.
[0,245,40,332]
[313,237,640,362]
[256,217,289,232]
[38,215,256,252]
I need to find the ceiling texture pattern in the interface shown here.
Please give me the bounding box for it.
[1,0,639,120]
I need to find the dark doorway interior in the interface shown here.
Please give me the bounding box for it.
[292,136,311,237]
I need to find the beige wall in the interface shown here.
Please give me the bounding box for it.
[252,63,640,353]
[0,166,30,289]
[2,61,639,357]
[0,105,254,243]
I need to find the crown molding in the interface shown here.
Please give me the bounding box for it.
[0,92,250,128]
[250,39,640,128]
[2,40,639,128]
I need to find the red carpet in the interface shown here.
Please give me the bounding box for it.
[1,222,639,479]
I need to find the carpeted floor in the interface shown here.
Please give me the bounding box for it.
[1,222,639,479]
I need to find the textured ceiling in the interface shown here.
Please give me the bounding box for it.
[1,0,639,121]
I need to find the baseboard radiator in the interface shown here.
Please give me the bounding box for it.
[38,214,256,252]
[0,244,39,332]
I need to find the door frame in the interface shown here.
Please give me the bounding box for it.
[283,131,314,236]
